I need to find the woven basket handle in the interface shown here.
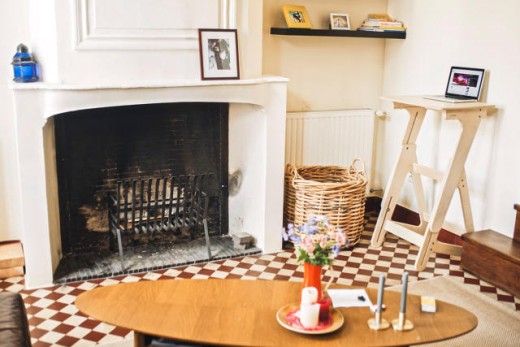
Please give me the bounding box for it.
[288,163,301,188]
[348,159,366,179]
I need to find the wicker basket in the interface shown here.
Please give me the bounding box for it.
[283,160,367,246]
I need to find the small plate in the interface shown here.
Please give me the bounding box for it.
[276,304,344,335]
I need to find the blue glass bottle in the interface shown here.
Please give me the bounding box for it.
[12,43,39,82]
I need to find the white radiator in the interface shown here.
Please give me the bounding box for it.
[285,109,375,191]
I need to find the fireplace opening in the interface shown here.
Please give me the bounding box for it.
[52,102,260,283]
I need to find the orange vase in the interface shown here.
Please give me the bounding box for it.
[302,262,323,299]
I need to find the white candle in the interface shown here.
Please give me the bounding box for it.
[376,274,385,313]
[301,287,318,305]
[300,303,320,328]
[400,272,408,313]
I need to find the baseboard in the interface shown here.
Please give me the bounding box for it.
[367,197,462,246]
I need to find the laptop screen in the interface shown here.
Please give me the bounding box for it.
[445,66,485,99]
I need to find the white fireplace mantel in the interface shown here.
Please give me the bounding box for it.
[11,76,288,289]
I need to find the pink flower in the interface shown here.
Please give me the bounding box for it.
[303,237,315,255]
[335,232,346,245]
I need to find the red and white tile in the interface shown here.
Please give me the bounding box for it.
[1,213,518,346]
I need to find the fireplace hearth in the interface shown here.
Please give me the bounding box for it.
[53,235,261,284]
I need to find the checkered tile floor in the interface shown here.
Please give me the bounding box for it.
[1,213,518,346]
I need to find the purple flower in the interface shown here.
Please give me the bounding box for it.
[332,244,340,257]
[281,228,289,241]
[289,234,301,243]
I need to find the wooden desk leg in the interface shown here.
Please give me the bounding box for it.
[415,111,482,270]
[458,168,475,233]
[371,107,426,247]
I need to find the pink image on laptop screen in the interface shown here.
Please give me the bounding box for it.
[452,73,478,87]
[446,67,484,99]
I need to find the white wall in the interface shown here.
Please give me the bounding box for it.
[379,0,520,237]
[26,0,263,84]
[0,0,264,242]
[0,0,29,241]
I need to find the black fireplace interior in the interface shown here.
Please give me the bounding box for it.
[54,102,229,256]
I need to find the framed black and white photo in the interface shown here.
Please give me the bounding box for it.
[330,13,351,30]
[198,29,240,80]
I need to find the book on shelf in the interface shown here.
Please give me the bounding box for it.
[362,20,404,28]
[367,13,391,20]
[357,27,385,32]
[357,27,406,33]
[359,25,406,31]
[358,14,406,32]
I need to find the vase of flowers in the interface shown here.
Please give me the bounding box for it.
[282,215,348,299]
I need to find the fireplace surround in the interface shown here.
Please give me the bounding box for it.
[11,77,288,288]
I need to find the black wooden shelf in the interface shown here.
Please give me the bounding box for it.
[270,27,406,39]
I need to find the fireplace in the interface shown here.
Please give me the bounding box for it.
[55,103,228,251]
[11,78,288,288]
[49,102,233,279]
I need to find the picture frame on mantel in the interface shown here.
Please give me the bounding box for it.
[198,29,240,80]
[282,5,312,29]
[330,13,351,30]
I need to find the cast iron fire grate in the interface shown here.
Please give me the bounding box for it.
[108,174,213,271]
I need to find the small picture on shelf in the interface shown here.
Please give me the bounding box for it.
[330,13,351,30]
[282,5,311,29]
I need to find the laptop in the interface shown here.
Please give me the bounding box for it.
[423,66,485,103]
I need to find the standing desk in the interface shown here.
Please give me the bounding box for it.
[371,96,495,271]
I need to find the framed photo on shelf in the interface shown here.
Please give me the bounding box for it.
[282,5,311,29]
[198,29,240,80]
[330,13,351,30]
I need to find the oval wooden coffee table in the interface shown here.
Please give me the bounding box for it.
[75,279,477,346]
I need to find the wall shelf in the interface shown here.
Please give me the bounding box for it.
[270,27,406,39]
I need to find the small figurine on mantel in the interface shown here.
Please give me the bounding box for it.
[11,43,39,82]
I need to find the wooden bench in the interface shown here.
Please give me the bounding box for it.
[461,204,520,298]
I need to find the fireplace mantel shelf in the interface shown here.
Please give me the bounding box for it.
[9,76,288,91]
[11,75,289,122]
